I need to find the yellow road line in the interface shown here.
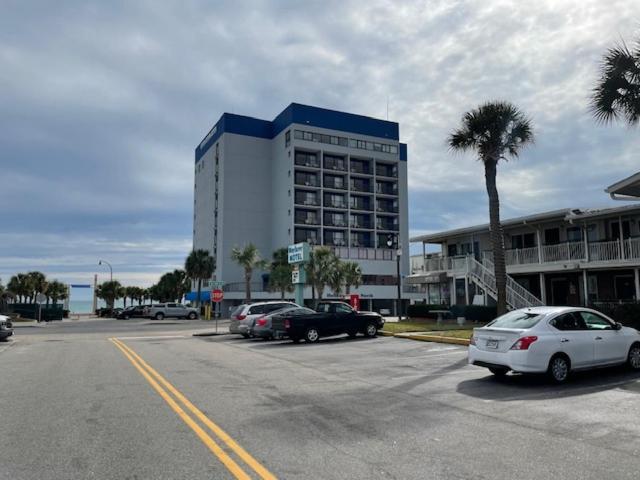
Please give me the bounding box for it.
[111,338,278,480]
[109,338,252,480]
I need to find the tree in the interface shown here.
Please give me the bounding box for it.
[172,269,191,302]
[448,101,534,315]
[327,263,345,297]
[7,274,31,303]
[47,281,68,306]
[342,262,362,294]
[96,280,123,309]
[306,247,339,304]
[231,244,266,303]
[185,249,215,307]
[267,248,294,299]
[591,37,640,125]
[27,271,47,303]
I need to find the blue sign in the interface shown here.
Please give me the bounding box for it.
[288,242,310,264]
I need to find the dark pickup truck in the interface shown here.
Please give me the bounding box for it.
[271,301,385,343]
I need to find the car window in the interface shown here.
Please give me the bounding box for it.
[230,305,246,317]
[487,311,544,329]
[335,303,353,314]
[579,311,613,330]
[248,305,266,315]
[264,304,286,313]
[167,303,177,308]
[550,313,586,331]
[290,307,315,316]
[316,303,331,313]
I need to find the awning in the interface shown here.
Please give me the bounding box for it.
[606,172,640,200]
[405,273,447,284]
[185,291,211,301]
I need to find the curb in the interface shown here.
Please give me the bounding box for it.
[395,333,470,346]
[379,330,395,337]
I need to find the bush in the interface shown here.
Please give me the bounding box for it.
[407,304,448,318]
[590,303,640,330]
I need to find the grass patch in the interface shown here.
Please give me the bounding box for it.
[415,329,474,340]
[383,320,478,334]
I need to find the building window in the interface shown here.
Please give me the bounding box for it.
[566,227,582,243]
[511,233,536,249]
[285,130,291,147]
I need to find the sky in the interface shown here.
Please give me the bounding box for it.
[2,0,640,290]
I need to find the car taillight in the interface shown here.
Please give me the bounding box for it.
[284,319,290,329]
[510,336,538,350]
[256,317,267,326]
[237,314,246,320]
[469,335,476,346]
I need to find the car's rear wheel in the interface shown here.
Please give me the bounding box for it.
[627,343,640,370]
[188,312,197,319]
[155,313,164,320]
[488,367,509,377]
[364,323,378,338]
[548,354,570,383]
[305,327,320,343]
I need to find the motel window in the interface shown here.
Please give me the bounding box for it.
[566,227,582,243]
[511,233,536,249]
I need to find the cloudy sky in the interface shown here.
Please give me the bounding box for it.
[2,0,640,288]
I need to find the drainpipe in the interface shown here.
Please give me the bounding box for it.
[619,215,625,260]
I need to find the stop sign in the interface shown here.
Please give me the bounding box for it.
[211,289,224,303]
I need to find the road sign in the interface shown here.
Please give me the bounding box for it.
[211,289,224,303]
[36,293,47,304]
[288,242,310,264]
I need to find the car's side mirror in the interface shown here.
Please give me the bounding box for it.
[614,322,623,330]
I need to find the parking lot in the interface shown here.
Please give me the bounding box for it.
[3,320,640,479]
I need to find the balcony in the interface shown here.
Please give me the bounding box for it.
[376,182,398,196]
[350,180,372,193]
[324,156,347,172]
[294,153,320,168]
[294,194,320,206]
[324,195,347,209]
[350,161,372,175]
[324,215,348,228]
[376,165,397,178]
[295,212,319,225]
[376,220,398,231]
[350,218,372,229]
[350,200,372,211]
[324,176,347,190]
[295,174,319,187]
[324,236,348,247]
[376,203,398,214]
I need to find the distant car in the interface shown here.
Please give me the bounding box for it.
[252,306,316,340]
[468,306,640,383]
[144,303,199,320]
[0,315,13,341]
[97,307,122,318]
[116,306,147,320]
[271,301,385,343]
[229,301,299,338]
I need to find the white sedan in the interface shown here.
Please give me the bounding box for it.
[468,306,640,383]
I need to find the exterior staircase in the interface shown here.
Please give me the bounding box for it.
[466,256,544,310]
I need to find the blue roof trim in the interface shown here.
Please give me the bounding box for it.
[196,103,402,163]
[400,143,407,162]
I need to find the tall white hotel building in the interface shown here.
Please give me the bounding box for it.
[192,103,418,313]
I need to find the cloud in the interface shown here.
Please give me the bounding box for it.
[2,0,640,285]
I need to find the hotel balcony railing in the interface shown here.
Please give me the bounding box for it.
[350,202,372,211]
[295,177,319,187]
[376,184,398,195]
[314,245,397,261]
[376,222,399,231]
[294,157,320,168]
[421,238,640,274]
[350,164,372,175]
[295,196,320,206]
[324,200,347,209]
[350,182,372,193]
[350,220,372,229]
[324,179,347,190]
[324,160,347,171]
[295,215,319,225]
[376,205,398,214]
[375,167,397,178]
[295,236,318,245]
[324,218,348,227]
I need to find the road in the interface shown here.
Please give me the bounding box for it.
[2,318,640,479]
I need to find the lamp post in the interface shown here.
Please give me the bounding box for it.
[387,235,402,322]
[98,259,113,282]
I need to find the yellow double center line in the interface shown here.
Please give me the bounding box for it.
[109,337,277,480]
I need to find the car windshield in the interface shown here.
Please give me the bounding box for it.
[486,311,544,329]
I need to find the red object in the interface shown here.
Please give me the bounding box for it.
[236,314,246,320]
[256,317,267,326]
[211,289,224,303]
[349,294,360,311]
[510,336,538,350]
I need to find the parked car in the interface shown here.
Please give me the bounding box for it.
[271,301,385,343]
[144,303,199,320]
[229,301,299,338]
[116,305,147,320]
[96,307,122,318]
[468,306,640,383]
[252,306,316,339]
[0,315,13,341]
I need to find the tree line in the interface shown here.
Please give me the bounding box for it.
[1,272,68,306]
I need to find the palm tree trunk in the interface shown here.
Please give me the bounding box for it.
[244,270,251,303]
[485,159,507,315]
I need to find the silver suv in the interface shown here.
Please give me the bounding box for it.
[0,315,13,341]
[229,301,299,338]
[144,303,199,320]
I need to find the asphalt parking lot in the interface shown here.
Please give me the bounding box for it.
[3,320,640,479]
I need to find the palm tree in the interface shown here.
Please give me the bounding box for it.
[8,274,30,303]
[27,271,47,304]
[230,244,266,303]
[267,248,294,299]
[306,247,339,304]
[47,281,68,307]
[185,249,215,307]
[327,264,344,297]
[172,269,191,303]
[342,262,362,294]
[591,37,640,125]
[448,101,534,315]
[96,280,123,309]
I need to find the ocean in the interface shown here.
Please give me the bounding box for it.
[69,299,132,313]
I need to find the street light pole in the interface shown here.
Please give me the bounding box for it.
[387,235,402,322]
[98,259,113,282]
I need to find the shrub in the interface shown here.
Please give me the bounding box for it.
[407,304,448,318]
[590,303,640,330]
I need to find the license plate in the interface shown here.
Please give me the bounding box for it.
[486,339,499,349]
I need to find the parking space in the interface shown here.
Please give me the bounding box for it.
[118,332,640,479]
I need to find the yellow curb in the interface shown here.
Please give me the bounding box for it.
[396,333,470,346]
[379,330,395,336]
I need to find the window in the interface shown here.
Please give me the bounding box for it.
[550,313,586,331]
[487,311,543,329]
[544,228,560,245]
[566,227,582,243]
[294,130,304,140]
[248,305,266,315]
[336,303,353,314]
[578,311,613,330]
[611,221,631,240]
[285,130,291,147]
[511,233,536,249]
